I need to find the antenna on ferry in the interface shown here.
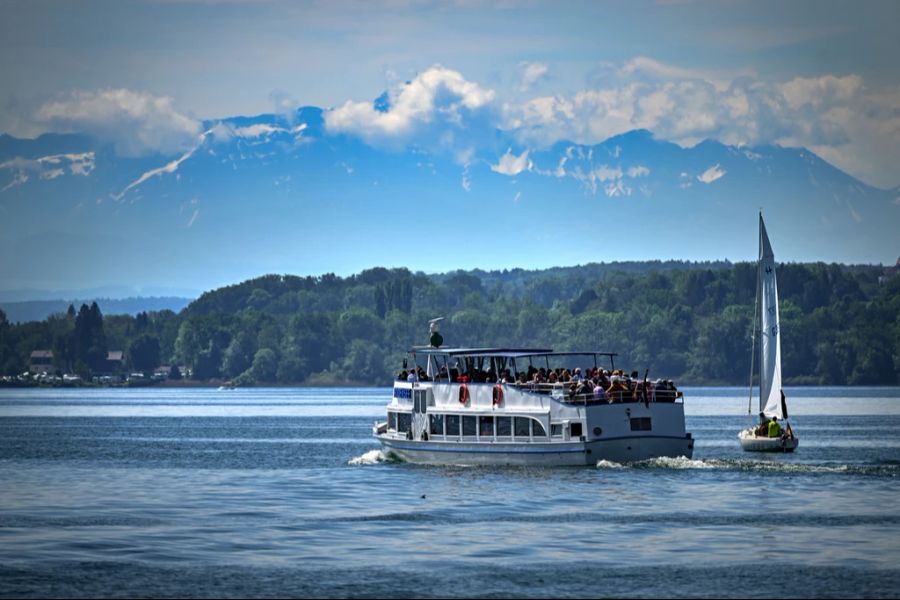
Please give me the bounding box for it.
[428,317,444,348]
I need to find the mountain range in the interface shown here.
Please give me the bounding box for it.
[1,105,897,296]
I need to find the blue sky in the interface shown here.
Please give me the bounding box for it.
[1,0,899,295]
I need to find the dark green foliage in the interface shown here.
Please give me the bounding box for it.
[168,364,183,380]
[73,302,107,373]
[128,334,161,374]
[1,262,898,385]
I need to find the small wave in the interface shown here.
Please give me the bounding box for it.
[597,455,899,475]
[596,460,626,469]
[596,456,714,470]
[642,456,718,469]
[347,449,387,465]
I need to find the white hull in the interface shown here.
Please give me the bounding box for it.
[378,434,693,466]
[739,428,798,452]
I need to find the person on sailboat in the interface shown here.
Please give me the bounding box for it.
[756,412,767,433]
[768,417,782,438]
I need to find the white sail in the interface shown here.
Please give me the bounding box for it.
[758,214,783,419]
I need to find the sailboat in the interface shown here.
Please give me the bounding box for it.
[739,214,799,452]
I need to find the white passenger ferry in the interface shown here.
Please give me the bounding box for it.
[374,337,693,466]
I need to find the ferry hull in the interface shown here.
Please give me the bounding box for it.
[378,435,694,466]
[739,429,798,452]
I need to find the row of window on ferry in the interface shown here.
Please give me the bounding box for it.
[387,412,550,439]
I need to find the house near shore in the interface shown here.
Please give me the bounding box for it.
[105,351,125,374]
[29,350,54,374]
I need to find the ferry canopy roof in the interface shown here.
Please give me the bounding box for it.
[408,347,617,359]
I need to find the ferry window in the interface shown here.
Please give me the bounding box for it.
[398,413,411,433]
[388,412,397,431]
[630,417,652,431]
[414,389,428,412]
[571,422,583,438]
[430,414,444,436]
[496,416,512,437]
[479,416,494,438]
[446,414,460,437]
[550,423,563,437]
[532,420,547,438]
[463,415,477,436]
[514,417,531,438]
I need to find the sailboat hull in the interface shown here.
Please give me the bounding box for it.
[739,429,798,452]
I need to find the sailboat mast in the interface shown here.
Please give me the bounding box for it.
[747,227,761,416]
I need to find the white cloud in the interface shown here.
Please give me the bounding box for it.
[491,148,531,176]
[519,61,549,91]
[781,75,863,110]
[233,123,287,138]
[34,89,202,157]
[500,59,899,187]
[697,164,726,184]
[324,65,496,149]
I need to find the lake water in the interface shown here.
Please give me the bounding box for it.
[1,387,899,598]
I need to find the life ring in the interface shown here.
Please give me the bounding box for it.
[458,383,470,405]
[492,384,504,406]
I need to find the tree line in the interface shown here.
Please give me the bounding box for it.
[1,261,898,386]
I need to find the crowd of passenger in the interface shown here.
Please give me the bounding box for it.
[397,363,682,403]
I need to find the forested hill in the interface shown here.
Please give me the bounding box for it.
[2,261,898,386]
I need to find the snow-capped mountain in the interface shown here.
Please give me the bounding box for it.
[1,106,897,293]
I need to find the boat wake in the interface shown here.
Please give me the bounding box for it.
[348,449,405,465]
[348,449,388,465]
[596,456,899,475]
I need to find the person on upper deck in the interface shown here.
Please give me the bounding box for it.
[593,379,609,401]
[607,376,629,403]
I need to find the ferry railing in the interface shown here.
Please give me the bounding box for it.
[508,382,683,405]
[393,378,683,405]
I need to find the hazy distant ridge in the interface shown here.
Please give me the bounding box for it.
[1,297,193,324]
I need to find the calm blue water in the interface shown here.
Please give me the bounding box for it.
[1,387,899,598]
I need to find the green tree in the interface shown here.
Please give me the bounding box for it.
[128,335,161,374]
[222,331,256,378]
[250,348,278,382]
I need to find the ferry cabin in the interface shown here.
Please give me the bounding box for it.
[376,348,693,466]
